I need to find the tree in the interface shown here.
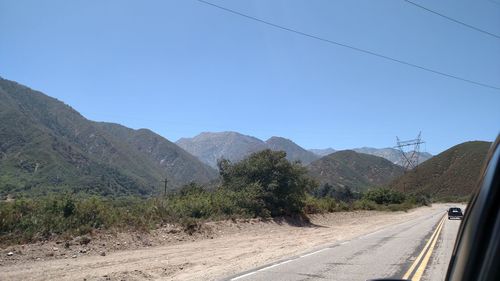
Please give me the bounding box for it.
[218,150,317,216]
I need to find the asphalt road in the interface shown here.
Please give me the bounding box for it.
[226,205,463,281]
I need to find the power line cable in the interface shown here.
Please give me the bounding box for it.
[196,0,500,91]
[404,0,500,40]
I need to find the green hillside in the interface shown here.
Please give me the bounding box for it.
[307,150,404,191]
[389,141,491,198]
[96,122,218,188]
[0,77,217,197]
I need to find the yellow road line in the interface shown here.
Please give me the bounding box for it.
[411,215,445,281]
[402,215,446,279]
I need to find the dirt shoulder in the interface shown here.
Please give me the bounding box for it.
[0,204,448,281]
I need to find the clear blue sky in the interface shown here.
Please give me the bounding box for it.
[1,0,499,154]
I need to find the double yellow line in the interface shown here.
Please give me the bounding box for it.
[402,214,446,281]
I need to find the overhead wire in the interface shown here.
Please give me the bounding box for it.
[196,0,500,91]
[404,0,500,40]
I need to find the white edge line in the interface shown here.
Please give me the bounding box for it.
[360,229,384,238]
[300,252,316,258]
[300,248,329,258]
[230,270,257,280]
[230,244,335,279]
[257,259,294,272]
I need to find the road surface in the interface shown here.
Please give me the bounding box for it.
[226,206,462,281]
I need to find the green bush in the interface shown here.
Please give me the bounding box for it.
[312,184,360,202]
[352,199,379,210]
[0,195,151,244]
[303,195,337,213]
[387,202,414,212]
[407,192,432,206]
[364,188,406,205]
[218,150,317,216]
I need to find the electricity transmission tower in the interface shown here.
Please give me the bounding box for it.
[395,132,425,172]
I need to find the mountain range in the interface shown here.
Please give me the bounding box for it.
[308,148,336,157]
[176,132,319,168]
[1,77,411,197]
[3,77,486,200]
[177,132,433,169]
[0,77,217,196]
[176,132,412,191]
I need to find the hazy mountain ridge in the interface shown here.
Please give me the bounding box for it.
[310,147,432,166]
[0,77,217,196]
[177,132,433,169]
[390,141,491,198]
[308,148,336,157]
[176,132,268,168]
[307,150,404,191]
[352,147,433,166]
[176,132,318,168]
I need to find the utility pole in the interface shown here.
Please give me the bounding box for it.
[164,177,168,196]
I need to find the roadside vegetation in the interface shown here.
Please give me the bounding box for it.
[0,150,430,245]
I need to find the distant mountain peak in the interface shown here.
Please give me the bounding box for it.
[176,132,319,168]
[352,147,432,166]
[176,132,268,168]
[309,146,432,166]
[266,136,291,142]
[309,148,337,157]
[265,137,319,164]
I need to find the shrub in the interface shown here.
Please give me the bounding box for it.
[364,188,406,205]
[218,150,317,216]
[352,199,379,210]
[407,192,432,206]
[303,195,337,214]
[312,184,360,202]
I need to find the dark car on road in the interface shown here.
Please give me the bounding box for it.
[448,207,464,220]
